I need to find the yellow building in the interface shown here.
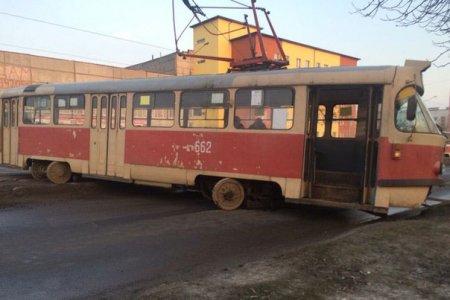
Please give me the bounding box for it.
[191,16,257,74]
[190,16,358,74]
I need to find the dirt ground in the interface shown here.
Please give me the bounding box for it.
[1,169,449,299]
[0,177,91,210]
[118,203,449,300]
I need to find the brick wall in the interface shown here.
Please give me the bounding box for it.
[0,50,170,90]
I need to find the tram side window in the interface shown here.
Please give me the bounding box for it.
[235,88,294,130]
[11,99,17,127]
[132,92,175,127]
[3,100,10,127]
[100,96,108,129]
[331,104,358,138]
[316,105,326,137]
[119,96,126,129]
[23,96,51,125]
[54,95,85,125]
[91,96,98,129]
[110,96,117,129]
[180,91,229,128]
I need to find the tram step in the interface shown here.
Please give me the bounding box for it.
[312,184,361,203]
[315,170,363,187]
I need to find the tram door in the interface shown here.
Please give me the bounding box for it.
[1,98,19,165]
[305,87,373,203]
[89,94,127,177]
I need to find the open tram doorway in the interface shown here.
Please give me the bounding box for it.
[89,94,127,177]
[1,98,19,166]
[304,86,381,205]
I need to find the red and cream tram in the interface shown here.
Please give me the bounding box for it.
[0,60,445,213]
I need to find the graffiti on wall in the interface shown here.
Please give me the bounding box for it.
[0,65,33,88]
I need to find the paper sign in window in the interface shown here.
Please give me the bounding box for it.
[70,97,79,107]
[272,108,288,129]
[339,106,352,117]
[211,93,224,104]
[140,95,151,106]
[57,99,66,108]
[251,90,263,106]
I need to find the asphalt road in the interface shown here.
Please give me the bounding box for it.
[0,167,448,299]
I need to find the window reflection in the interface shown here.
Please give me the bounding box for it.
[395,87,439,134]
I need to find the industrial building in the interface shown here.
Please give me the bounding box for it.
[131,16,359,75]
[0,50,169,90]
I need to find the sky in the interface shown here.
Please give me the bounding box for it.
[0,0,449,108]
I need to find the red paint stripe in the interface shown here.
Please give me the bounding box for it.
[19,127,90,160]
[125,130,304,178]
[377,137,443,180]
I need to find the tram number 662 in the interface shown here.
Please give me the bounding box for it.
[194,141,212,154]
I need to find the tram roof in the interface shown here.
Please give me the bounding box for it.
[1,65,401,98]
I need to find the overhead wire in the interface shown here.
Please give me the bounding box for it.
[173,0,179,52]
[176,0,252,59]
[0,42,134,66]
[0,11,174,51]
[2,1,265,66]
[181,0,246,36]
[230,0,252,8]
[204,0,258,59]
[1,2,254,64]
[173,0,196,54]
[199,0,252,9]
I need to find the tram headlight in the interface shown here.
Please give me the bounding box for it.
[392,144,402,160]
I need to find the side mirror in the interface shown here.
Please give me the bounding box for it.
[406,97,417,121]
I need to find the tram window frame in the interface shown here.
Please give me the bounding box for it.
[11,99,17,127]
[330,104,359,138]
[3,100,10,128]
[91,96,98,129]
[180,90,229,129]
[119,95,127,129]
[394,86,439,134]
[234,87,294,130]
[132,92,175,128]
[316,105,326,137]
[100,96,108,129]
[54,95,86,126]
[375,101,382,137]
[110,96,117,129]
[23,96,51,125]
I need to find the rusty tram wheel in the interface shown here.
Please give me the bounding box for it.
[46,161,72,184]
[212,178,245,210]
[30,161,47,180]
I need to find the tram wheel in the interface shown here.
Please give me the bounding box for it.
[46,161,72,184]
[30,161,47,180]
[212,178,245,210]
